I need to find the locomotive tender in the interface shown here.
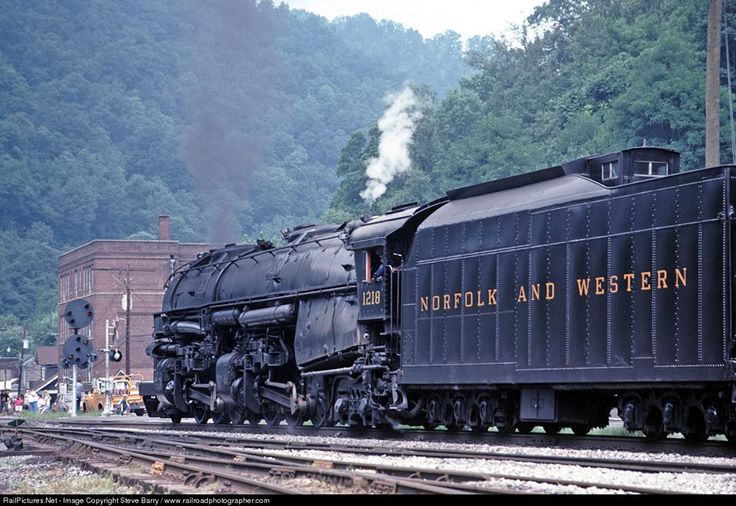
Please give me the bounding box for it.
[142,147,736,441]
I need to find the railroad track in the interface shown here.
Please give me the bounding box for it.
[50,417,736,458]
[15,425,734,494]
[13,427,499,494]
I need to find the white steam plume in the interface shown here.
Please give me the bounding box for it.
[360,86,423,202]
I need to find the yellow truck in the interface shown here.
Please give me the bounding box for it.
[82,373,146,415]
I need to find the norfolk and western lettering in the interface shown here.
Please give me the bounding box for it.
[418,267,687,313]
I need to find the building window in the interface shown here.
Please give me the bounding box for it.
[634,160,668,177]
[601,161,618,181]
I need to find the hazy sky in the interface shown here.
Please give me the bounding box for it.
[279,0,545,40]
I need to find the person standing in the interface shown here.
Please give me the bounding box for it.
[0,390,8,415]
[75,381,83,412]
[118,395,129,415]
[27,390,38,412]
[40,392,51,414]
[13,394,23,414]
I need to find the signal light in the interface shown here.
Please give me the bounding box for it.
[110,349,123,362]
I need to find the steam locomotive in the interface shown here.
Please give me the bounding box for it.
[141,147,736,441]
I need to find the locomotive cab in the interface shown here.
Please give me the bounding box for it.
[357,246,387,320]
[583,147,680,186]
[349,204,419,326]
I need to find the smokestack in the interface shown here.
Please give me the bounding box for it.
[159,215,170,241]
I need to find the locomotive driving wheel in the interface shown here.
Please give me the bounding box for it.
[284,409,304,427]
[310,397,333,428]
[191,403,210,425]
[262,403,283,427]
[212,410,231,425]
[229,407,248,425]
[247,411,262,425]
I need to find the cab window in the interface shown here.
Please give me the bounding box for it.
[364,249,383,282]
[601,161,618,181]
[634,160,668,178]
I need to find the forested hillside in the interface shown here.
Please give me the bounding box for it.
[0,0,468,343]
[1,0,731,349]
[327,0,723,221]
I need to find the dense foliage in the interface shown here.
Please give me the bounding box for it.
[0,0,468,348]
[327,0,728,221]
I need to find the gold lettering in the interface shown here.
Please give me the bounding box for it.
[477,290,485,307]
[420,296,429,312]
[487,289,497,306]
[453,292,462,309]
[443,294,451,310]
[675,267,687,288]
[576,278,590,296]
[517,286,527,302]
[657,269,668,289]
[609,275,618,293]
[595,276,605,295]
[432,295,440,311]
[464,291,474,307]
[545,282,555,300]
[531,283,541,300]
[641,271,651,291]
[623,273,634,292]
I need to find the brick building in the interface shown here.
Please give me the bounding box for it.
[57,216,212,382]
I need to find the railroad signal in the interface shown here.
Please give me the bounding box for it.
[62,299,96,368]
[110,349,123,362]
[63,299,94,330]
[61,334,95,369]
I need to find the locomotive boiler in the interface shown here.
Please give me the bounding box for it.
[142,146,736,441]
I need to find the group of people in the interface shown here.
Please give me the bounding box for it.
[0,389,52,415]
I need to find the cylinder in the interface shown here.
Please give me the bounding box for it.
[238,304,295,328]
[212,308,241,326]
[168,321,205,336]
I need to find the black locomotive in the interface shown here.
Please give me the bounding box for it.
[142,147,736,441]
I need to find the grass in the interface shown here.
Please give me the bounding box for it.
[8,409,108,421]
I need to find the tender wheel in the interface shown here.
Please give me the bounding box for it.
[725,428,736,444]
[516,423,535,434]
[683,409,707,442]
[470,423,488,434]
[571,424,591,436]
[191,404,210,425]
[170,415,182,424]
[542,424,561,434]
[643,418,665,441]
[496,422,517,435]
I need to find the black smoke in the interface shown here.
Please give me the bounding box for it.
[181,0,277,243]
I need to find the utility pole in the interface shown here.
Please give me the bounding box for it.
[125,266,131,376]
[706,0,722,167]
[16,327,28,399]
[103,319,111,415]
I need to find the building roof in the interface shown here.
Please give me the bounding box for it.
[0,357,19,370]
[35,346,59,366]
